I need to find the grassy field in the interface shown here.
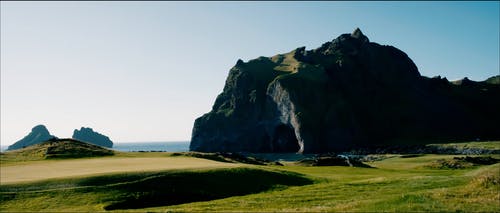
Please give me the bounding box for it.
[1,141,499,212]
[150,154,499,212]
[1,156,239,184]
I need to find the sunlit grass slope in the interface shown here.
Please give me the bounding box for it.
[0,156,238,184]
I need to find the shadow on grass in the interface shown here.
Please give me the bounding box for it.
[296,156,375,168]
[98,168,312,210]
[169,152,279,165]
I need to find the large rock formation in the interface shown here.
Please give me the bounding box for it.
[190,28,500,153]
[72,127,113,148]
[7,125,57,151]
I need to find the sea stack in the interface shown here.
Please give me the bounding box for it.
[190,28,500,154]
[7,124,57,151]
[72,127,113,148]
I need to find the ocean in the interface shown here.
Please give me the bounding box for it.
[112,141,190,152]
[0,141,190,152]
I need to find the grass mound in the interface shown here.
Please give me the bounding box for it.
[0,167,313,211]
[1,138,114,162]
[468,164,500,188]
[415,164,500,212]
[426,156,500,169]
[456,156,500,165]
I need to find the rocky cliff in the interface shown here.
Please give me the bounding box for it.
[72,127,113,148]
[7,125,57,151]
[190,28,500,153]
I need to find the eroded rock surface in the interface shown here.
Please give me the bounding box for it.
[190,28,500,153]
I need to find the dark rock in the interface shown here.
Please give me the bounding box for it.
[350,27,369,43]
[7,125,57,151]
[456,156,500,165]
[190,28,500,154]
[314,156,351,166]
[427,158,474,169]
[297,155,372,167]
[236,59,244,66]
[72,127,113,148]
[270,161,284,166]
[172,152,275,165]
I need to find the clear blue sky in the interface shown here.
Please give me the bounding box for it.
[1,1,499,145]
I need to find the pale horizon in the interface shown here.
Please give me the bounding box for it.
[2,1,499,146]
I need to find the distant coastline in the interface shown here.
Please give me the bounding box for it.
[1,141,190,152]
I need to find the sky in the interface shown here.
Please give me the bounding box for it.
[1,1,499,146]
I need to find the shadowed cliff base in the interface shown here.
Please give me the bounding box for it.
[190,28,500,154]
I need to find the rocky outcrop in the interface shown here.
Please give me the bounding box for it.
[190,28,500,154]
[7,125,57,151]
[297,156,371,167]
[72,127,113,148]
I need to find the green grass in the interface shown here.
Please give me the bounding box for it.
[150,155,499,212]
[1,167,312,211]
[1,146,499,212]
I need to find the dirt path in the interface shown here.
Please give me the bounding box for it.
[0,157,237,184]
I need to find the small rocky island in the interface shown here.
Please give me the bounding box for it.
[190,28,500,154]
[7,125,57,151]
[7,125,113,151]
[72,127,113,148]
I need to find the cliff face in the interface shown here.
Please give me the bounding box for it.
[7,125,57,151]
[72,127,113,148]
[190,28,500,153]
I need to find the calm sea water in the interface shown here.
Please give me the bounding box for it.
[0,141,190,152]
[113,141,190,152]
